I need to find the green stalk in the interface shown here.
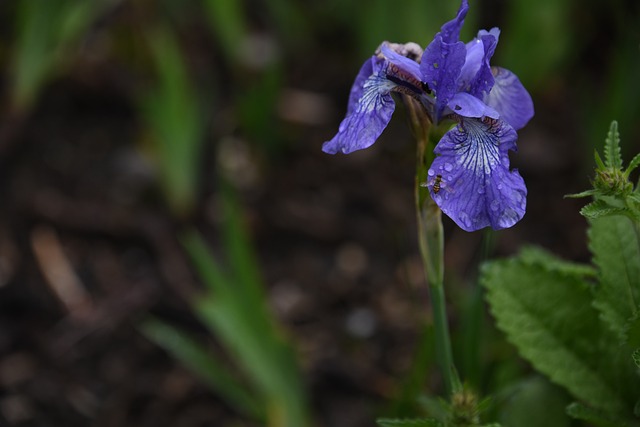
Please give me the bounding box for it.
[405,97,456,398]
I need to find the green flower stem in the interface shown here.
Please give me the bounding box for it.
[405,96,456,398]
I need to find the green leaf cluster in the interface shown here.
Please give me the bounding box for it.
[567,121,640,221]
[140,185,310,427]
[481,218,640,425]
[379,386,499,427]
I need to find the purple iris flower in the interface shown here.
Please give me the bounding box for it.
[322,0,534,232]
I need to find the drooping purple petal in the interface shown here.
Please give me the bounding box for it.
[380,43,422,83]
[426,116,526,231]
[420,36,466,121]
[483,67,534,130]
[346,57,376,116]
[440,0,469,43]
[447,92,499,119]
[322,72,397,154]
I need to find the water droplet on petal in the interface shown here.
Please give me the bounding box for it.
[497,183,503,190]
[444,162,453,172]
[490,199,500,211]
[477,186,485,194]
[498,208,518,228]
[428,169,435,177]
[458,211,471,229]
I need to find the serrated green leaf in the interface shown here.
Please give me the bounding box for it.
[589,215,640,341]
[376,418,443,427]
[566,402,627,427]
[626,193,640,221]
[625,315,640,348]
[632,348,640,368]
[595,150,607,170]
[580,200,629,219]
[564,189,597,199]
[624,152,640,178]
[604,121,622,169]
[481,248,627,413]
[518,247,596,278]
[499,376,571,427]
[417,395,448,421]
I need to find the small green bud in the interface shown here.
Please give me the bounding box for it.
[593,167,633,196]
[450,388,480,426]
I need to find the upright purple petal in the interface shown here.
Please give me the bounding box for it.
[483,67,534,130]
[420,36,466,121]
[457,38,485,92]
[440,0,469,43]
[466,29,499,98]
[322,71,397,154]
[426,116,526,231]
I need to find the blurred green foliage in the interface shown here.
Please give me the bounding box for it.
[9,0,114,112]
[142,184,310,427]
[140,25,207,217]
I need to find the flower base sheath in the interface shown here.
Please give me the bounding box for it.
[323,0,534,232]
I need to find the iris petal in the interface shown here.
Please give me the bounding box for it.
[346,57,375,116]
[447,92,499,119]
[484,67,534,130]
[458,38,484,91]
[323,71,397,154]
[466,29,499,98]
[426,116,526,231]
[379,43,422,83]
[420,36,466,121]
[440,0,469,43]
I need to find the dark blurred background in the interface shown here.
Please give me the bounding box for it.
[0,0,639,426]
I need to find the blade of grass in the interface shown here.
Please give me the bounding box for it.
[142,26,206,217]
[11,0,113,111]
[139,317,265,420]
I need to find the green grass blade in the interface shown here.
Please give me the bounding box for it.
[139,317,264,420]
[184,223,310,426]
[181,231,235,302]
[202,0,248,64]
[219,183,268,312]
[142,26,206,216]
[10,0,109,111]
